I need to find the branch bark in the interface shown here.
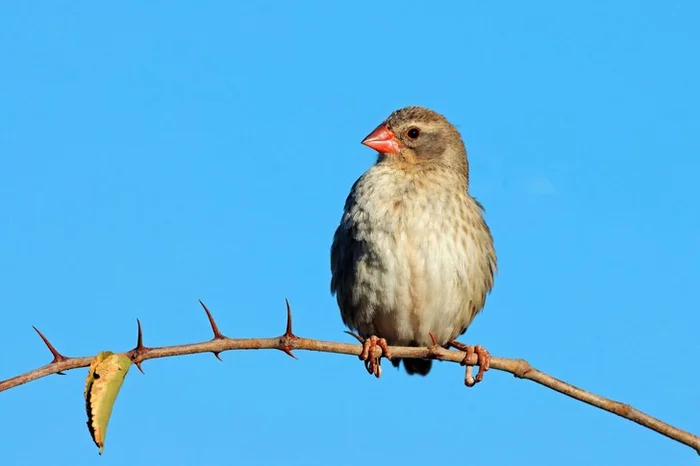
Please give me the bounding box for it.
[1,300,698,455]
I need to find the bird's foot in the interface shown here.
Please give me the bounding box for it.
[449,341,490,387]
[359,335,392,378]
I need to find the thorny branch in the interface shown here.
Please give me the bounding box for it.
[1,300,698,455]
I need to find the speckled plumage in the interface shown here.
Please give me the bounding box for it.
[330,106,497,375]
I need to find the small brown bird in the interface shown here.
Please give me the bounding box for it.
[330,106,497,380]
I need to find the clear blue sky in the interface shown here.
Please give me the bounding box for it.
[1,1,698,464]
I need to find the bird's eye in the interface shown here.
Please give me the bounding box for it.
[406,127,420,140]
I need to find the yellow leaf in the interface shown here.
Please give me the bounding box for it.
[84,351,132,454]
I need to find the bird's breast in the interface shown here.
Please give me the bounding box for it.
[342,168,486,345]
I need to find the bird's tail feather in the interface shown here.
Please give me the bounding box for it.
[391,358,432,376]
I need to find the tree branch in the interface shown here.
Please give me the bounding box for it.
[1,300,698,455]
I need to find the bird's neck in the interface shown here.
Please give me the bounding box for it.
[374,157,469,192]
[376,152,470,189]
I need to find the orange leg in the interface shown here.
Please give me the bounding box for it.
[449,341,491,387]
[359,335,392,378]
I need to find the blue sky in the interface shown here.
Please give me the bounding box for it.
[1,1,699,464]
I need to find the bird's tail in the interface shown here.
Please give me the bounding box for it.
[391,358,432,376]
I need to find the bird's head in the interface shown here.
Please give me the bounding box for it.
[361,106,469,179]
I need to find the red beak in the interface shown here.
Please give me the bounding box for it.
[361,123,400,154]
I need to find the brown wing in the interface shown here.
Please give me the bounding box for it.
[330,180,364,330]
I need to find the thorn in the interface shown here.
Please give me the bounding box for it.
[427,332,444,358]
[283,298,297,339]
[279,347,298,360]
[199,300,226,340]
[428,332,439,347]
[130,318,149,374]
[199,301,225,360]
[344,330,364,344]
[135,319,144,350]
[277,299,299,359]
[32,326,68,364]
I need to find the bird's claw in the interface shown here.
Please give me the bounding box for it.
[359,335,392,378]
[449,341,490,387]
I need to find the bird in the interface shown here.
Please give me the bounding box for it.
[330,106,497,381]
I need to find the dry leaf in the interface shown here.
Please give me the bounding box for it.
[84,351,132,454]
